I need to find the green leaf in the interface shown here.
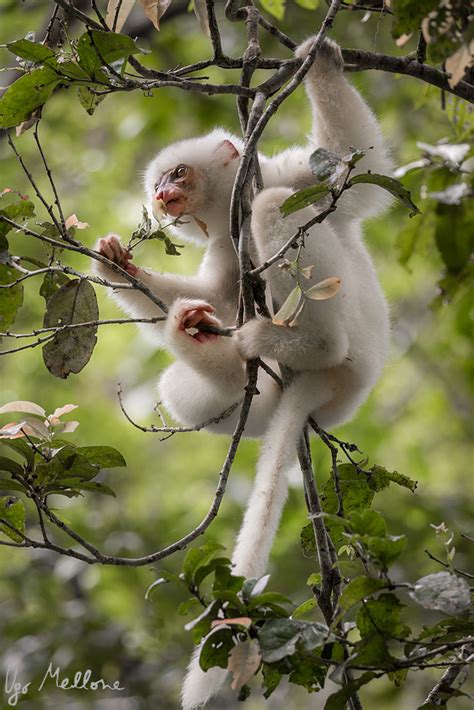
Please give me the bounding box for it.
[76,30,142,78]
[76,481,116,497]
[349,173,420,217]
[0,456,24,478]
[292,597,317,619]
[0,438,34,465]
[295,0,320,8]
[0,496,25,542]
[0,264,24,330]
[262,663,283,698]
[324,671,376,710]
[77,86,106,116]
[199,627,235,671]
[279,184,329,217]
[349,510,387,537]
[182,541,225,586]
[309,148,347,184]
[369,465,417,493]
[0,190,35,242]
[248,591,293,611]
[39,271,70,303]
[339,576,386,612]
[409,572,471,616]
[42,279,99,379]
[259,619,306,663]
[391,0,439,37]
[366,535,407,570]
[258,619,328,663]
[0,67,62,129]
[356,594,411,639]
[194,557,232,588]
[434,202,474,275]
[75,446,126,469]
[288,654,327,692]
[0,479,24,492]
[300,522,316,558]
[7,39,56,63]
[258,0,286,21]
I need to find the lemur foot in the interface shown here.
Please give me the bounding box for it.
[169,299,221,344]
[96,235,138,276]
[295,36,343,73]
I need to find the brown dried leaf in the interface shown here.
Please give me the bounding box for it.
[193,215,209,238]
[194,0,210,37]
[139,0,172,31]
[106,0,136,32]
[0,401,46,417]
[445,43,473,89]
[65,214,89,230]
[305,276,341,301]
[227,640,262,691]
[395,33,412,48]
[211,617,252,629]
[272,286,303,327]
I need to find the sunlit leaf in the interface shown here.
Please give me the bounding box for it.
[227,640,262,690]
[193,0,210,37]
[445,43,473,88]
[106,0,137,31]
[409,572,471,616]
[139,0,173,31]
[272,286,303,326]
[305,276,341,301]
[0,401,46,417]
[258,0,285,21]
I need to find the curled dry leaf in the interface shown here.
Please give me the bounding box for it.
[65,214,89,230]
[139,0,172,31]
[211,617,252,629]
[50,404,79,419]
[193,215,209,238]
[272,286,303,327]
[395,33,412,48]
[194,0,211,37]
[227,640,262,691]
[152,198,167,221]
[305,276,341,301]
[106,0,136,32]
[445,42,474,89]
[0,422,27,439]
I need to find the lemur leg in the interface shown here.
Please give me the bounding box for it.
[296,38,393,221]
[238,187,349,370]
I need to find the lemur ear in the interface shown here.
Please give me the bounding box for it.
[214,139,240,165]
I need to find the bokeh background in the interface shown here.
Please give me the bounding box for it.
[0,1,472,708]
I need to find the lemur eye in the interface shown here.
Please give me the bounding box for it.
[175,165,188,179]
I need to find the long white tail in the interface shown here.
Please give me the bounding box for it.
[181,383,310,709]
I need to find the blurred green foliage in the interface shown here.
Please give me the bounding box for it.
[0,1,472,708]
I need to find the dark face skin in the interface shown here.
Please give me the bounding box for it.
[154,163,196,217]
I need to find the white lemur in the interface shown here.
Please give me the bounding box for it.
[93,38,391,708]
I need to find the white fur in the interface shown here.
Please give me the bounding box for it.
[93,38,391,709]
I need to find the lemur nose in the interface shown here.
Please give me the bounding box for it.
[155,185,183,204]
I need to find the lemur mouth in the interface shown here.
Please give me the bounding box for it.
[164,197,187,217]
